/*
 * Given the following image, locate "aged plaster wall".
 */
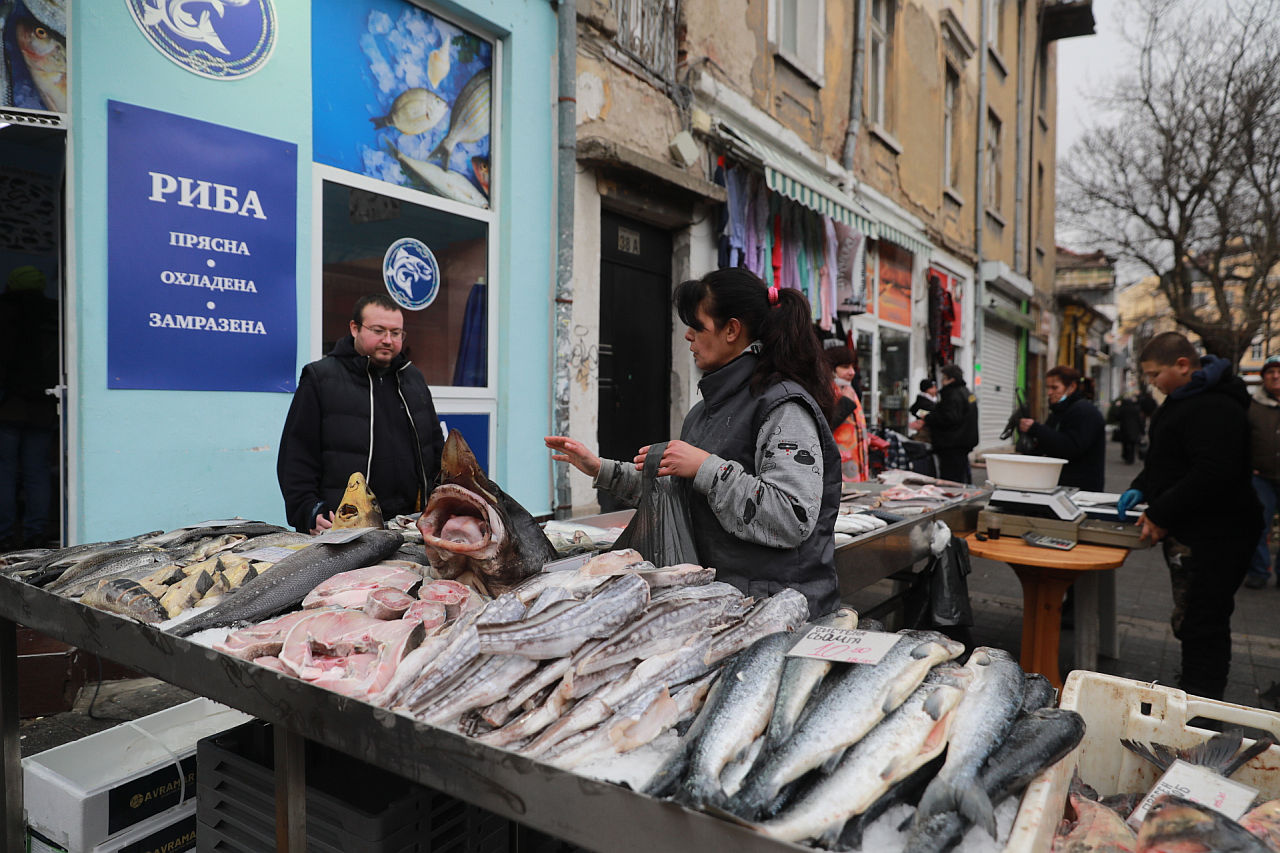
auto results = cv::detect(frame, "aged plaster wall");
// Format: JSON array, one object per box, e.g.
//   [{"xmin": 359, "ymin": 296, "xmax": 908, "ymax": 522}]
[
  {"xmin": 682, "ymin": 0, "xmax": 760, "ymax": 98},
  {"xmin": 898, "ymin": 2, "xmax": 943, "ymax": 217},
  {"xmin": 574, "ymin": 51, "xmax": 684, "ymax": 162},
  {"xmin": 567, "ymin": 169, "xmax": 603, "ymax": 513}
]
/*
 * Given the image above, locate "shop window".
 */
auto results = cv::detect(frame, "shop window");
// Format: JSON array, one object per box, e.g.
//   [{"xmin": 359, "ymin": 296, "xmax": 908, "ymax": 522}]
[
  {"xmin": 321, "ymin": 181, "xmax": 489, "ymax": 387},
  {"xmin": 878, "ymin": 327, "xmax": 911, "ymax": 432},
  {"xmin": 868, "ymin": 0, "xmax": 893, "ymax": 127},
  {"xmin": 775, "ymin": 0, "xmax": 826, "ymax": 84}
]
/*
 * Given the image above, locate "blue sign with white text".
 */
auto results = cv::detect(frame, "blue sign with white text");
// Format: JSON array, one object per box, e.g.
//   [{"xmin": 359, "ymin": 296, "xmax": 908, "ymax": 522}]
[{"xmin": 107, "ymin": 101, "xmax": 297, "ymax": 392}]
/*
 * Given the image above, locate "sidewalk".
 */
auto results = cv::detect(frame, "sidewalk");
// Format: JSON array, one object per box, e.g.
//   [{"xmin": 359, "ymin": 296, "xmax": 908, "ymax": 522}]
[{"xmin": 966, "ymin": 438, "xmax": 1280, "ymax": 710}]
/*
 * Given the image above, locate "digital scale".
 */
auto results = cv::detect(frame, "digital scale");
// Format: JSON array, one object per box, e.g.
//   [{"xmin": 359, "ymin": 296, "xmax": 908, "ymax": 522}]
[{"xmin": 980, "ymin": 487, "xmax": 1150, "ymax": 549}]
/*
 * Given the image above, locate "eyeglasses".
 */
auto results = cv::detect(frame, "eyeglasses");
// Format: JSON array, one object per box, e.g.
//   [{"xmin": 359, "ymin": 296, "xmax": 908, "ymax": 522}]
[{"xmin": 360, "ymin": 325, "xmax": 405, "ymax": 341}]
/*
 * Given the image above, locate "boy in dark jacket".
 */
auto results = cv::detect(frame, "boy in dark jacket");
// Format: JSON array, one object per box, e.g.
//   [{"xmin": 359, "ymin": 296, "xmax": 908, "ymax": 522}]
[
  {"xmin": 1117, "ymin": 332, "xmax": 1261, "ymax": 700},
  {"xmin": 1018, "ymin": 364, "xmax": 1106, "ymax": 490}
]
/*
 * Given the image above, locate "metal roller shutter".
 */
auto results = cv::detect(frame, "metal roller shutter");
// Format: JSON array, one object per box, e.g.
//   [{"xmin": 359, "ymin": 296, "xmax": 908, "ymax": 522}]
[{"xmin": 980, "ymin": 321, "xmax": 1019, "ymax": 446}]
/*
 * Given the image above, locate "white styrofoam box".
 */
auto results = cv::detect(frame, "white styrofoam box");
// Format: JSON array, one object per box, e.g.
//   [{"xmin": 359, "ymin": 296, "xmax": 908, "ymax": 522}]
[
  {"xmin": 23, "ymin": 698, "xmax": 250, "ymax": 852},
  {"xmin": 1007, "ymin": 670, "xmax": 1280, "ymax": 851},
  {"xmin": 90, "ymin": 800, "xmax": 196, "ymax": 853}
]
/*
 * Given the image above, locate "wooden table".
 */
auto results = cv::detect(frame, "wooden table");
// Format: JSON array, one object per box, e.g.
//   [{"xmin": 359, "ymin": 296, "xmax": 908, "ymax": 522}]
[{"xmin": 965, "ymin": 533, "xmax": 1130, "ymax": 688}]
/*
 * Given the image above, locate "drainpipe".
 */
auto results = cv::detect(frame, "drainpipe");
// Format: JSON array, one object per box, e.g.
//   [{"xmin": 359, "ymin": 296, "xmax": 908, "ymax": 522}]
[
  {"xmin": 974, "ymin": 0, "xmax": 989, "ymax": 384},
  {"xmin": 552, "ymin": 0, "xmax": 576, "ymax": 519},
  {"xmin": 1013, "ymin": 0, "xmax": 1027, "ymax": 273},
  {"xmin": 842, "ymin": 0, "xmax": 868, "ymax": 170}
]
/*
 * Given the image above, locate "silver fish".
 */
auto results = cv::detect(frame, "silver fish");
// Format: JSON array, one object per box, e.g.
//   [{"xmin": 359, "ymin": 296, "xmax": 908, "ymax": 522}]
[
  {"xmin": 476, "ymin": 677, "xmax": 576, "ymax": 748},
  {"xmin": 368, "ymin": 634, "xmax": 450, "ymax": 709},
  {"xmin": 476, "ymin": 593, "xmax": 527, "ymax": 625},
  {"xmin": 757, "ymin": 682, "xmax": 964, "ymax": 845},
  {"xmin": 418, "ymin": 653, "xmax": 539, "ymax": 725},
  {"xmin": 526, "ymin": 585, "xmax": 575, "ymax": 617},
  {"xmin": 728, "ymin": 630, "xmax": 965, "ymax": 820},
  {"xmin": 371, "ymin": 88, "xmax": 448, "ymax": 136},
  {"xmin": 169, "ymin": 530, "xmax": 404, "ymax": 637},
  {"xmin": 575, "ymin": 596, "xmax": 730, "ymax": 675},
  {"xmin": 638, "ymin": 564, "xmax": 716, "ymax": 588},
  {"xmin": 763, "ymin": 608, "xmax": 859, "ymax": 752},
  {"xmin": 707, "ymin": 588, "xmax": 810, "ymax": 664},
  {"xmin": 230, "ymin": 531, "xmax": 313, "ymax": 553},
  {"xmin": 913, "ymin": 646, "xmax": 1024, "ymax": 837},
  {"xmin": 677, "ymin": 631, "xmax": 795, "ymax": 809},
  {"xmin": 476, "ymin": 573, "xmax": 650, "ymax": 659},
  {"xmin": 50, "ymin": 549, "xmax": 172, "ymax": 598},
  {"xmin": 430, "ymin": 69, "xmax": 491, "ymax": 163},
  {"xmin": 391, "ymin": 142, "xmax": 489, "ymax": 208},
  {"xmin": 394, "ymin": 620, "xmax": 482, "ymax": 712},
  {"xmin": 545, "ymin": 685, "xmax": 679, "ymax": 771}
]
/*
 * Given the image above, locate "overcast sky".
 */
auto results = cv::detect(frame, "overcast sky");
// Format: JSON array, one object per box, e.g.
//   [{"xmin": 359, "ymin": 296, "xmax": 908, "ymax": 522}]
[{"xmin": 1055, "ymin": 0, "xmax": 1128, "ymax": 157}]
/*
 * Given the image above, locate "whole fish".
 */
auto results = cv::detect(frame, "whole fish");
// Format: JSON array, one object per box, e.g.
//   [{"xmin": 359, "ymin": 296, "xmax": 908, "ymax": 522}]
[
  {"xmin": 418, "ymin": 653, "xmax": 539, "ymax": 725},
  {"xmin": 371, "ymin": 88, "xmax": 448, "ymax": 135},
  {"xmin": 230, "ymin": 531, "xmax": 312, "ymax": 553},
  {"xmin": 1021, "ymin": 672, "xmax": 1057, "ymax": 716},
  {"xmin": 1135, "ymin": 795, "xmax": 1267, "ymax": 852},
  {"xmin": 763, "ymin": 607, "xmax": 859, "ymax": 752},
  {"xmin": 80, "ymin": 578, "xmax": 167, "ymax": 623},
  {"xmin": 754, "ymin": 682, "xmax": 965, "ymax": 845},
  {"xmin": 143, "ymin": 521, "xmax": 287, "ymax": 550},
  {"xmin": 677, "ymin": 632, "xmax": 795, "ymax": 809},
  {"xmin": 728, "ymin": 630, "xmax": 965, "ymax": 820},
  {"xmin": 476, "ymin": 573, "xmax": 650, "ymax": 659},
  {"xmin": 545, "ymin": 685, "xmax": 679, "ymax": 771},
  {"xmin": 526, "ymin": 585, "xmax": 575, "ymax": 617},
  {"xmin": 476, "ymin": 677, "xmax": 576, "ymax": 748},
  {"xmin": 708, "ymin": 588, "xmax": 811, "ymax": 664},
  {"xmin": 1054, "ymin": 780, "xmax": 1140, "ymax": 852},
  {"xmin": 418, "ymin": 431, "xmax": 557, "ymax": 595},
  {"xmin": 1239, "ymin": 799, "xmax": 1280, "ymax": 850},
  {"xmin": 331, "ymin": 472, "xmax": 384, "ymax": 530},
  {"xmin": 575, "ymin": 595, "xmax": 730, "ymax": 675},
  {"xmin": 838, "ymin": 755, "xmax": 944, "ymax": 851},
  {"xmin": 15, "ymin": 16, "xmax": 66, "ymax": 112},
  {"xmin": 429, "ymin": 68, "xmax": 491, "ymax": 164},
  {"xmin": 394, "ymin": 621, "xmax": 482, "ymax": 712},
  {"xmin": 390, "ymin": 142, "xmax": 489, "ymax": 207},
  {"xmin": 901, "ymin": 707, "xmax": 1086, "ymax": 853},
  {"xmin": 914, "ymin": 646, "xmax": 1025, "ymax": 837},
  {"xmin": 169, "ymin": 530, "xmax": 403, "ymax": 636},
  {"xmin": 50, "ymin": 549, "xmax": 172, "ymax": 598}
]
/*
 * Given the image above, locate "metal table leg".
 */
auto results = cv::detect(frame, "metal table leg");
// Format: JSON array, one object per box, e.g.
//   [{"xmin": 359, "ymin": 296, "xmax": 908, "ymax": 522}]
[
  {"xmin": 274, "ymin": 724, "xmax": 306, "ymax": 853},
  {"xmin": 0, "ymin": 618, "xmax": 21, "ymax": 852}
]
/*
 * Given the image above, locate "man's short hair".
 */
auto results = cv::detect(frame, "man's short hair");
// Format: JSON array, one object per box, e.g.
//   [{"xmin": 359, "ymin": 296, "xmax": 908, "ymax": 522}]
[
  {"xmin": 919, "ymin": 378, "xmax": 937, "ymax": 393},
  {"xmin": 941, "ymin": 363, "xmax": 964, "ymax": 383},
  {"xmin": 1139, "ymin": 331, "xmax": 1198, "ymax": 367},
  {"xmin": 352, "ymin": 293, "xmax": 402, "ymax": 325},
  {"xmin": 1046, "ymin": 365, "xmax": 1082, "ymax": 387}
]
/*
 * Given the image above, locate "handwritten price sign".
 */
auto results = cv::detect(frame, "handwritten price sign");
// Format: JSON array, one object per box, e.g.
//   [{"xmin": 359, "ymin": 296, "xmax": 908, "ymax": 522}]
[
  {"xmin": 1127, "ymin": 759, "xmax": 1258, "ymax": 828},
  {"xmin": 787, "ymin": 627, "xmax": 901, "ymax": 665}
]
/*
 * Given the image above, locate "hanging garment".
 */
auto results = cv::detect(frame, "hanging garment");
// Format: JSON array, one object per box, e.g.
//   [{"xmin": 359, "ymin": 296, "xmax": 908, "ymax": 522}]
[
  {"xmin": 713, "ymin": 157, "xmax": 730, "ymax": 268},
  {"xmin": 822, "ymin": 217, "xmax": 840, "ymax": 327},
  {"xmin": 753, "ymin": 176, "xmax": 772, "ymax": 278},
  {"xmin": 771, "ymin": 207, "xmax": 784, "ymax": 287},
  {"xmin": 743, "ymin": 172, "xmax": 759, "ymax": 274},
  {"xmin": 834, "ymin": 223, "xmax": 866, "ymax": 313},
  {"xmin": 726, "ymin": 167, "xmax": 750, "ymax": 268},
  {"xmin": 452, "ymin": 281, "xmax": 488, "ymax": 387}
]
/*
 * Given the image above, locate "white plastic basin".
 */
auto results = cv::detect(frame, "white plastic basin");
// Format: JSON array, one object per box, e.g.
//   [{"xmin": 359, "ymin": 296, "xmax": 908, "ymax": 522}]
[{"xmin": 984, "ymin": 453, "xmax": 1068, "ymax": 490}]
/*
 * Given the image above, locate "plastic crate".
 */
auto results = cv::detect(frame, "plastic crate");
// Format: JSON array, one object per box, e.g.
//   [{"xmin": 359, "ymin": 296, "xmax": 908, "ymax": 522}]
[
  {"xmin": 23, "ymin": 698, "xmax": 250, "ymax": 851},
  {"xmin": 1007, "ymin": 670, "xmax": 1280, "ymax": 851},
  {"xmin": 195, "ymin": 721, "xmax": 511, "ymax": 853}
]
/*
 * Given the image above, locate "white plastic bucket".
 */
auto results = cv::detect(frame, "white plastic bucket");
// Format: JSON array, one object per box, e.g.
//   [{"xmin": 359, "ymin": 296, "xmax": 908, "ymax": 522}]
[{"xmin": 984, "ymin": 454, "xmax": 1068, "ymax": 490}]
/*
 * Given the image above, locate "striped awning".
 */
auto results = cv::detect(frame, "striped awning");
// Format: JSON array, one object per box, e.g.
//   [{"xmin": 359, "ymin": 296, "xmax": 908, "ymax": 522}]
[{"xmin": 764, "ymin": 166, "xmax": 876, "ymax": 235}]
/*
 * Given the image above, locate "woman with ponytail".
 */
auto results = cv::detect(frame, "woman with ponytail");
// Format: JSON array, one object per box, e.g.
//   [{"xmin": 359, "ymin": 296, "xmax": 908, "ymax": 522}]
[{"xmin": 546, "ymin": 268, "xmax": 842, "ymax": 617}]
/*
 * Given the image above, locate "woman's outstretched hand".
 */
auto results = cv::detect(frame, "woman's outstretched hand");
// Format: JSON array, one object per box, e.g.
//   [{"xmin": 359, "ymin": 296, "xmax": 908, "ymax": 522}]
[
  {"xmin": 545, "ymin": 436, "xmax": 602, "ymax": 478},
  {"xmin": 633, "ymin": 440, "xmax": 710, "ymax": 479}
]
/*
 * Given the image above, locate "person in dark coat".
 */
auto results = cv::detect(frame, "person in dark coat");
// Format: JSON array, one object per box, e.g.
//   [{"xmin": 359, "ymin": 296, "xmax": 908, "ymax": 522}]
[
  {"xmin": 1116, "ymin": 332, "xmax": 1261, "ymax": 700},
  {"xmin": 547, "ymin": 268, "xmax": 841, "ymax": 617},
  {"xmin": 1016, "ymin": 365, "xmax": 1106, "ymax": 491},
  {"xmin": 912, "ymin": 364, "xmax": 978, "ymax": 484},
  {"xmin": 277, "ymin": 294, "xmax": 445, "ymax": 534},
  {"xmin": 1108, "ymin": 395, "xmax": 1144, "ymax": 464}
]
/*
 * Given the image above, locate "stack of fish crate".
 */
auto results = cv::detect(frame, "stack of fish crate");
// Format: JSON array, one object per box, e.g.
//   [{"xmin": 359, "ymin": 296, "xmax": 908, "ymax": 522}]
[
  {"xmin": 23, "ymin": 698, "xmax": 251, "ymax": 853},
  {"xmin": 196, "ymin": 720, "xmax": 512, "ymax": 852}
]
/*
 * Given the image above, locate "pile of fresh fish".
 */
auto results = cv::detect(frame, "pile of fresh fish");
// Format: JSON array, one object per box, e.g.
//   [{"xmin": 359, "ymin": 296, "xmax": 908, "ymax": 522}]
[
  {"xmin": 638, "ymin": 633, "xmax": 1083, "ymax": 851},
  {"xmin": 1053, "ymin": 728, "xmax": 1280, "ymax": 852},
  {"xmin": 0, "ymin": 520, "xmax": 317, "ymax": 623}
]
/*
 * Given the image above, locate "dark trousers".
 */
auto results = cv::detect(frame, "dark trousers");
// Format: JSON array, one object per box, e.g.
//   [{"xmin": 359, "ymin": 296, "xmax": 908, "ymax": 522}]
[
  {"xmin": 1165, "ymin": 533, "xmax": 1256, "ymax": 700},
  {"xmin": 935, "ymin": 449, "xmax": 971, "ymax": 484},
  {"xmin": 1121, "ymin": 441, "xmax": 1137, "ymax": 464}
]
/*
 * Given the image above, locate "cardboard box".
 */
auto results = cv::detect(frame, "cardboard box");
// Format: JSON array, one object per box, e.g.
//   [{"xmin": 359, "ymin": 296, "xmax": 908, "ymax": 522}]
[{"xmin": 23, "ymin": 699, "xmax": 249, "ymax": 852}]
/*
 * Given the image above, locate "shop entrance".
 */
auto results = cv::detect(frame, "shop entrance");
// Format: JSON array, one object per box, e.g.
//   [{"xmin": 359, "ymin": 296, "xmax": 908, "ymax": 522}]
[
  {"xmin": 597, "ymin": 211, "xmax": 671, "ymax": 511},
  {"xmin": 0, "ymin": 123, "xmax": 66, "ymax": 550}
]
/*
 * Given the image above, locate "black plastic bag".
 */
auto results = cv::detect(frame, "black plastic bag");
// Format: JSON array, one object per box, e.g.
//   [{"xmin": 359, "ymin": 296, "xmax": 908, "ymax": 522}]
[
  {"xmin": 612, "ymin": 442, "xmax": 700, "ymax": 566},
  {"xmin": 904, "ymin": 533, "xmax": 975, "ymax": 630}
]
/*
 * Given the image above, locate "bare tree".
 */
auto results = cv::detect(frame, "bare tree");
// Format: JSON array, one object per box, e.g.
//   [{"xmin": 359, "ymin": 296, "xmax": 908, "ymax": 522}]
[{"xmin": 1060, "ymin": 0, "xmax": 1280, "ymax": 364}]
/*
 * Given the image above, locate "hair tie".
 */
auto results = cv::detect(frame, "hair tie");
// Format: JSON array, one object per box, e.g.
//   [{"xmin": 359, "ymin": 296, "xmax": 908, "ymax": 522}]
[{"xmin": 767, "ymin": 285, "xmax": 780, "ymax": 307}]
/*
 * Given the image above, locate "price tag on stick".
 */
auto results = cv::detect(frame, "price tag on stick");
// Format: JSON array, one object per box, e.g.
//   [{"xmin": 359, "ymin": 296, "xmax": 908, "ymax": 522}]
[{"xmin": 786, "ymin": 627, "xmax": 901, "ymax": 665}]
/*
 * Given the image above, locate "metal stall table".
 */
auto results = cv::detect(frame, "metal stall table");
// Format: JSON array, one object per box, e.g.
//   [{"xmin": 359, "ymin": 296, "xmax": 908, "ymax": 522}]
[{"xmin": 0, "ymin": 577, "xmax": 810, "ymax": 853}]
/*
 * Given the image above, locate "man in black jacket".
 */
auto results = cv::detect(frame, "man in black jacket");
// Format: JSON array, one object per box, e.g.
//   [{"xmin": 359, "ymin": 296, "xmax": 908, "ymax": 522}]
[
  {"xmin": 914, "ymin": 364, "xmax": 978, "ymax": 484},
  {"xmin": 1117, "ymin": 332, "xmax": 1261, "ymax": 700},
  {"xmin": 277, "ymin": 294, "xmax": 445, "ymax": 533},
  {"xmin": 1017, "ymin": 365, "xmax": 1106, "ymax": 490}
]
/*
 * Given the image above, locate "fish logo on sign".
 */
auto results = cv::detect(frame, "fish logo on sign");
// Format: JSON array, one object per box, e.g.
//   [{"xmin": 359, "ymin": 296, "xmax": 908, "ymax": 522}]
[
  {"xmin": 382, "ymin": 238, "xmax": 440, "ymax": 311},
  {"xmin": 126, "ymin": 0, "xmax": 277, "ymax": 80}
]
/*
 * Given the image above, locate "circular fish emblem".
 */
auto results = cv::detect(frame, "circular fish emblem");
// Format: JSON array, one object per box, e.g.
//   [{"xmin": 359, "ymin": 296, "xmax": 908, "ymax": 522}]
[
  {"xmin": 382, "ymin": 238, "xmax": 440, "ymax": 311},
  {"xmin": 126, "ymin": 0, "xmax": 277, "ymax": 80}
]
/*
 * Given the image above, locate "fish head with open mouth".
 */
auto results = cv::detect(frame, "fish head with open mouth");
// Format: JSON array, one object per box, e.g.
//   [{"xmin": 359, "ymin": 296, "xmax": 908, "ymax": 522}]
[
  {"xmin": 332, "ymin": 472, "xmax": 385, "ymax": 529},
  {"xmin": 417, "ymin": 430, "xmax": 557, "ymax": 596}
]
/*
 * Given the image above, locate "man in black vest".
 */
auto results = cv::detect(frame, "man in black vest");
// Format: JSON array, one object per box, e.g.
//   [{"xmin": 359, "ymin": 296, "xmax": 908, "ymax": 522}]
[{"xmin": 277, "ymin": 294, "xmax": 444, "ymax": 533}]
